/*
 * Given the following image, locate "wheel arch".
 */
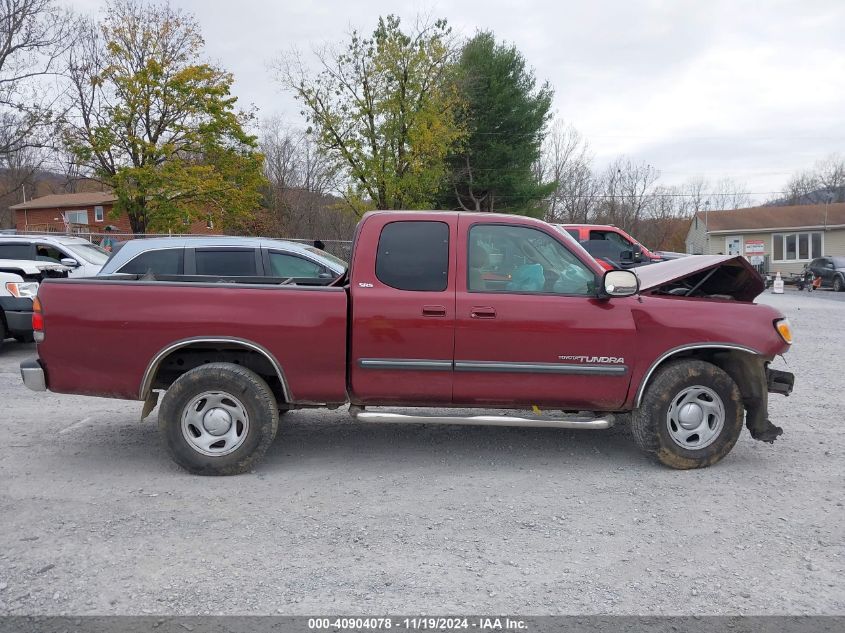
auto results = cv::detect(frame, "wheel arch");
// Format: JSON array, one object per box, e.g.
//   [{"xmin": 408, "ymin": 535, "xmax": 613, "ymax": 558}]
[
  {"xmin": 139, "ymin": 337, "xmax": 292, "ymax": 403},
  {"xmin": 634, "ymin": 343, "xmax": 764, "ymax": 408}
]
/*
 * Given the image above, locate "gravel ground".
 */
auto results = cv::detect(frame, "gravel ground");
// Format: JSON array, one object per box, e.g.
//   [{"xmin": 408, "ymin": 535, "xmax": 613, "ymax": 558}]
[{"xmin": 0, "ymin": 287, "xmax": 842, "ymax": 616}]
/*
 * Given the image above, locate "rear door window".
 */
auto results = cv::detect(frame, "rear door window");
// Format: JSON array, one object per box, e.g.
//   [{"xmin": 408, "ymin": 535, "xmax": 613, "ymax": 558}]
[
  {"xmin": 0, "ymin": 242, "xmax": 36, "ymax": 260},
  {"xmin": 195, "ymin": 249, "xmax": 258, "ymax": 276},
  {"xmin": 118, "ymin": 249, "xmax": 184, "ymax": 275},
  {"xmin": 375, "ymin": 221, "xmax": 449, "ymax": 291}
]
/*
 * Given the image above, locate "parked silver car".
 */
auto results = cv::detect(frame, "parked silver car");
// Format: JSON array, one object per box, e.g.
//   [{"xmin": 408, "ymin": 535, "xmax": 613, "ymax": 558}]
[{"xmin": 97, "ymin": 236, "xmax": 348, "ymax": 279}]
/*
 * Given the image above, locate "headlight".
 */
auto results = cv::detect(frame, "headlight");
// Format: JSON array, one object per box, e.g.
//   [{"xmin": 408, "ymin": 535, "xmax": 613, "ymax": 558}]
[
  {"xmin": 775, "ymin": 318, "xmax": 793, "ymax": 345},
  {"xmin": 5, "ymin": 282, "xmax": 39, "ymax": 299}
]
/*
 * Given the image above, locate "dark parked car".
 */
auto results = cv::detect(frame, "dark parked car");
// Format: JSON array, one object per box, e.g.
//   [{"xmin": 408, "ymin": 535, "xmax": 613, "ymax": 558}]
[{"xmin": 808, "ymin": 256, "xmax": 845, "ymax": 291}]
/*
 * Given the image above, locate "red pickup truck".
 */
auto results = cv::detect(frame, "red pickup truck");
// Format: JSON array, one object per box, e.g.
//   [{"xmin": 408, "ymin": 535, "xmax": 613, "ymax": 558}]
[{"xmin": 20, "ymin": 211, "xmax": 794, "ymax": 475}]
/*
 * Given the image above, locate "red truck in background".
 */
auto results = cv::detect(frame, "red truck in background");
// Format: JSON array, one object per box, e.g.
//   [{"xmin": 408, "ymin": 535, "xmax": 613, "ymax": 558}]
[
  {"xmin": 21, "ymin": 211, "xmax": 794, "ymax": 475},
  {"xmin": 559, "ymin": 224, "xmax": 665, "ymax": 267}
]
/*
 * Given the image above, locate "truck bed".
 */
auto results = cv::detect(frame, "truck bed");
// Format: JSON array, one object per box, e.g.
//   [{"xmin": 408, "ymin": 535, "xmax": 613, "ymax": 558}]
[{"xmin": 36, "ymin": 278, "xmax": 349, "ymax": 403}]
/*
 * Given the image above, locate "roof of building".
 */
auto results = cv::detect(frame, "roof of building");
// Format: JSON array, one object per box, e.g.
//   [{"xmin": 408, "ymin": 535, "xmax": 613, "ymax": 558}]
[
  {"xmin": 9, "ymin": 192, "xmax": 116, "ymax": 211},
  {"xmin": 695, "ymin": 202, "xmax": 845, "ymax": 233}
]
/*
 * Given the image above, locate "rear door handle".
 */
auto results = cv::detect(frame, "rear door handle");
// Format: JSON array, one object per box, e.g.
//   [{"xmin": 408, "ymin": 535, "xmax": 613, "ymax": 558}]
[
  {"xmin": 422, "ymin": 305, "xmax": 447, "ymax": 317},
  {"xmin": 471, "ymin": 306, "xmax": 497, "ymax": 319}
]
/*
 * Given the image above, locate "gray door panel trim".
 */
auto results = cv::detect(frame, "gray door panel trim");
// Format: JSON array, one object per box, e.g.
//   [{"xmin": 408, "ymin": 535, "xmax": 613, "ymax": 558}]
[
  {"xmin": 455, "ymin": 361, "xmax": 627, "ymax": 375},
  {"xmin": 358, "ymin": 358, "xmax": 627, "ymax": 376},
  {"xmin": 358, "ymin": 359, "xmax": 453, "ymax": 371}
]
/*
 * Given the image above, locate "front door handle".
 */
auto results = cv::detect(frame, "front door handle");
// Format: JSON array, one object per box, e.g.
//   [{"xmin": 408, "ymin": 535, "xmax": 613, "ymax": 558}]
[
  {"xmin": 471, "ymin": 306, "xmax": 497, "ymax": 319},
  {"xmin": 422, "ymin": 305, "xmax": 447, "ymax": 317}
]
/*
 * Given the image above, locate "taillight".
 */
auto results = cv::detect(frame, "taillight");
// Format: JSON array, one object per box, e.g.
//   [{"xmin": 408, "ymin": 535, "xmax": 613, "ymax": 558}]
[{"xmin": 32, "ymin": 296, "xmax": 44, "ymax": 342}]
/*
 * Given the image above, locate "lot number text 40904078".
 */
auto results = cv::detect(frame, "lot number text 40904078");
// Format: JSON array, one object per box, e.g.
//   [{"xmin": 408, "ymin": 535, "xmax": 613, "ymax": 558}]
[{"xmin": 307, "ymin": 617, "xmax": 528, "ymax": 631}]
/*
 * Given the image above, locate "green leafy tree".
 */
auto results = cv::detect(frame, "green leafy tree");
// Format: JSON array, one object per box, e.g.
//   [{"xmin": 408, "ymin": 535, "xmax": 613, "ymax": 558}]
[
  {"xmin": 440, "ymin": 31, "xmax": 554, "ymax": 215},
  {"xmin": 277, "ymin": 15, "xmax": 465, "ymax": 212},
  {"xmin": 63, "ymin": 0, "xmax": 264, "ymax": 233}
]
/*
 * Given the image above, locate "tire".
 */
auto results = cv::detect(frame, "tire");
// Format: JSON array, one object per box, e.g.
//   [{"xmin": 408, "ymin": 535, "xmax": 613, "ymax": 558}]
[
  {"xmin": 834, "ymin": 276, "xmax": 843, "ymax": 292},
  {"xmin": 158, "ymin": 362, "xmax": 279, "ymax": 475},
  {"xmin": 14, "ymin": 333, "xmax": 35, "ymax": 343},
  {"xmin": 631, "ymin": 359, "xmax": 743, "ymax": 469},
  {"xmin": 0, "ymin": 316, "xmax": 5, "ymax": 349}
]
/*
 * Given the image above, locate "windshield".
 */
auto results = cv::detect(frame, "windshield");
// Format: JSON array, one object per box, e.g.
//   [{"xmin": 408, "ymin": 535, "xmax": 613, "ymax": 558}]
[
  {"xmin": 64, "ymin": 242, "xmax": 110, "ymax": 265},
  {"xmin": 305, "ymin": 246, "xmax": 348, "ymax": 271}
]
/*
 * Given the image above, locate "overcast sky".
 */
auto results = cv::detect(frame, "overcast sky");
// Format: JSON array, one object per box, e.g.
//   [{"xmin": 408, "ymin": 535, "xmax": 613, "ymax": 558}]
[{"xmin": 69, "ymin": 0, "xmax": 845, "ymax": 200}]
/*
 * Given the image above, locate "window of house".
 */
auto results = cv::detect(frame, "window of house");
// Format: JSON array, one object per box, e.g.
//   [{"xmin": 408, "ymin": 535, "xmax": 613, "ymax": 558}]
[
  {"xmin": 94, "ymin": 206, "xmax": 104, "ymax": 222},
  {"xmin": 375, "ymin": 221, "xmax": 449, "ymax": 292},
  {"xmin": 65, "ymin": 210, "xmax": 88, "ymax": 225},
  {"xmin": 468, "ymin": 224, "xmax": 594, "ymax": 295},
  {"xmin": 772, "ymin": 232, "xmax": 823, "ymax": 262}
]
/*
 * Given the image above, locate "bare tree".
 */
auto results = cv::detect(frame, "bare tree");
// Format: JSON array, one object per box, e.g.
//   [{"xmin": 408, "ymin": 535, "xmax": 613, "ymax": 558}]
[
  {"xmin": 594, "ymin": 157, "xmax": 660, "ymax": 233},
  {"xmin": 0, "ymin": 0, "xmax": 76, "ymax": 163},
  {"xmin": 259, "ymin": 118, "xmax": 355, "ymax": 240},
  {"xmin": 814, "ymin": 153, "xmax": 845, "ymax": 202},
  {"xmin": 536, "ymin": 120, "xmax": 596, "ymax": 223}
]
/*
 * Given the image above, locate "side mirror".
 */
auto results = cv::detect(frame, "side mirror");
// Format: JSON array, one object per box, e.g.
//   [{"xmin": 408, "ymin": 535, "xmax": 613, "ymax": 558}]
[
  {"xmin": 619, "ymin": 249, "xmax": 634, "ymax": 264},
  {"xmin": 602, "ymin": 269, "xmax": 639, "ymax": 298},
  {"xmin": 632, "ymin": 245, "xmax": 643, "ymax": 262},
  {"xmin": 60, "ymin": 258, "xmax": 79, "ymax": 268},
  {"xmin": 319, "ymin": 271, "xmax": 333, "ymax": 279}
]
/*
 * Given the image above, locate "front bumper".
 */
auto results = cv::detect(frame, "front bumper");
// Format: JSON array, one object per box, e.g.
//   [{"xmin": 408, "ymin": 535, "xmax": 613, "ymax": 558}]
[
  {"xmin": 4, "ymin": 309, "xmax": 33, "ymax": 335},
  {"xmin": 767, "ymin": 368, "xmax": 794, "ymax": 396},
  {"xmin": 20, "ymin": 357, "xmax": 46, "ymax": 392}
]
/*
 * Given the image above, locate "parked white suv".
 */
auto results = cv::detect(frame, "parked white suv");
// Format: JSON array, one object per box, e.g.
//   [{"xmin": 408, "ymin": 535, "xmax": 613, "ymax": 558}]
[{"xmin": 0, "ymin": 235, "xmax": 109, "ymax": 277}]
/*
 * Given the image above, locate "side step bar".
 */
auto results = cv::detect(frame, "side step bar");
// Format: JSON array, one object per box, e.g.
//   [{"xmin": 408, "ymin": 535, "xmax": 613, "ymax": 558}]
[{"xmin": 349, "ymin": 407, "xmax": 615, "ymax": 430}]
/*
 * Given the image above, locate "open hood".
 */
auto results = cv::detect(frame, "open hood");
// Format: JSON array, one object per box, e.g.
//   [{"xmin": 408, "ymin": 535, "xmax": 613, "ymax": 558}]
[{"xmin": 635, "ymin": 255, "xmax": 765, "ymax": 302}]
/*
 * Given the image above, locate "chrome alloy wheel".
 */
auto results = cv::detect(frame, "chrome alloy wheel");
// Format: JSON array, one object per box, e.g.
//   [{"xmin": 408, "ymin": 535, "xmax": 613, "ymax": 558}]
[
  {"xmin": 666, "ymin": 385, "xmax": 725, "ymax": 450},
  {"xmin": 181, "ymin": 391, "xmax": 250, "ymax": 456}
]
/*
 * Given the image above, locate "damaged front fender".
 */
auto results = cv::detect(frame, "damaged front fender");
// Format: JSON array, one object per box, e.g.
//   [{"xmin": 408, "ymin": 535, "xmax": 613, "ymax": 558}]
[{"xmin": 711, "ymin": 351, "xmax": 794, "ymax": 443}]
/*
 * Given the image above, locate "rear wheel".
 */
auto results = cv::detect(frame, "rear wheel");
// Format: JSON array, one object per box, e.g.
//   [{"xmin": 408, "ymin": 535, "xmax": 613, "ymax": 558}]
[
  {"xmin": 14, "ymin": 333, "xmax": 34, "ymax": 343},
  {"xmin": 158, "ymin": 363, "xmax": 279, "ymax": 475},
  {"xmin": 631, "ymin": 359, "xmax": 743, "ymax": 469}
]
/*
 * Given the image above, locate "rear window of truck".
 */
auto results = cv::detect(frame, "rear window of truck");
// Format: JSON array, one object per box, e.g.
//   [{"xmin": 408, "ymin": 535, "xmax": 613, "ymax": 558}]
[{"xmin": 375, "ymin": 221, "xmax": 449, "ymax": 292}]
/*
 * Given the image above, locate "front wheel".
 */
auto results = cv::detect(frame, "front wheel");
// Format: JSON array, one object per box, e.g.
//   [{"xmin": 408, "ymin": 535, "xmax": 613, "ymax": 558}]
[
  {"xmin": 631, "ymin": 359, "xmax": 743, "ymax": 469},
  {"xmin": 834, "ymin": 276, "xmax": 843, "ymax": 292},
  {"xmin": 158, "ymin": 363, "xmax": 279, "ymax": 475}
]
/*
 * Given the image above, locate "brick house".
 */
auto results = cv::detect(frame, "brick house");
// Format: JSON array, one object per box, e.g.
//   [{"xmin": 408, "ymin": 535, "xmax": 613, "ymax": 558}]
[
  {"xmin": 685, "ymin": 203, "xmax": 845, "ymax": 275},
  {"xmin": 10, "ymin": 192, "xmax": 218, "ymax": 237}
]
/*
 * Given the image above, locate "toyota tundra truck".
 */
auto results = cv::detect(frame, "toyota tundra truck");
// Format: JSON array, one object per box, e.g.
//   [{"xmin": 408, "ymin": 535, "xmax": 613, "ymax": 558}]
[{"xmin": 19, "ymin": 211, "xmax": 794, "ymax": 475}]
